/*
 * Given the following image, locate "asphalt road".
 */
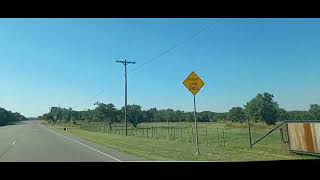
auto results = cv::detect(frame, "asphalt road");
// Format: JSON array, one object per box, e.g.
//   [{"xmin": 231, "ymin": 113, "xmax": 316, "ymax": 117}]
[{"xmin": 0, "ymin": 120, "xmax": 140, "ymax": 162}]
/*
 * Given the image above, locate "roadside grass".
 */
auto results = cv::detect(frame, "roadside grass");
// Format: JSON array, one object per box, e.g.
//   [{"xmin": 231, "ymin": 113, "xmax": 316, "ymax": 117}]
[{"xmin": 44, "ymin": 121, "xmax": 318, "ymax": 161}]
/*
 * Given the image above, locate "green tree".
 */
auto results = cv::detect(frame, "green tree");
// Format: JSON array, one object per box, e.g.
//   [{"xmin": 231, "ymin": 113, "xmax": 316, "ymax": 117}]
[
  {"xmin": 126, "ymin": 104, "xmax": 142, "ymax": 127},
  {"xmin": 309, "ymin": 104, "xmax": 320, "ymax": 120},
  {"xmin": 277, "ymin": 108, "xmax": 289, "ymax": 121},
  {"xmin": 228, "ymin": 107, "xmax": 246, "ymax": 123},
  {"xmin": 245, "ymin": 92, "xmax": 279, "ymax": 125},
  {"xmin": 0, "ymin": 107, "xmax": 27, "ymax": 126},
  {"xmin": 94, "ymin": 102, "xmax": 116, "ymax": 128}
]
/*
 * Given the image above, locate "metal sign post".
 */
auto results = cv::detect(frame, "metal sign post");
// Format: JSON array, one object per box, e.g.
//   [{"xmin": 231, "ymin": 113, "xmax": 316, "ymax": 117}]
[
  {"xmin": 193, "ymin": 95, "xmax": 200, "ymax": 155},
  {"xmin": 183, "ymin": 71, "xmax": 205, "ymax": 155}
]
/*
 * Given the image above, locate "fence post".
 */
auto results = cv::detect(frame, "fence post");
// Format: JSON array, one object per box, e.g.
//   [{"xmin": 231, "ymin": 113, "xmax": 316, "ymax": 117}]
[
  {"xmin": 280, "ymin": 128, "xmax": 284, "ymax": 143},
  {"xmin": 206, "ymin": 128, "xmax": 208, "ymax": 146},
  {"xmin": 217, "ymin": 128, "xmax": 220, "ymax": 145},
  {"xmin": 188, "ymin": 129, "xmax": 190, "ymax": 143},
  {"xmin": 285, "ymin": 126, "xmax": 289, "ymax": 143},
  {"xmin": 192, "ymin": 128, "xmax": 194, "ymax": 143},
  {"xmin": 181, "ymin": 128, "xmax": 183, "ymax": 141},
  {"xmin": 147, "ymin": 126, "xmax": 149, "ymax": 138},
  {"xmin": 223, "ymin": 129, "xmax": 225, "ymax": 147}
]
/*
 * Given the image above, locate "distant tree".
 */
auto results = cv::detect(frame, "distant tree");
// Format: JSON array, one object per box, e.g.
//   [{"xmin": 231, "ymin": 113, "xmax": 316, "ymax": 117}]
[
  {"xmin": 277, "ymin": 108, "xmax": 289, "ymax": 121},
  {"xmin": 244, "ymin": 93, "xmax": 279, "ymax": 125},
  {"xmin": 0, "ymin": 107, "xmax": 27, "ymax": 126},
  {"xmin": 94, "ymin": 102, "xmax": 116, "ymax": 129},
  {"xmin": 147, "ymin": 108, "xmax": 158, "ymax": 122},
  {"xmin": 309, "ymin": 104, "xmax": 320, "ymax": 120},
  {"xmin": 126, "ymin": 104, "xmax": 142, "ymax": 127},
  {"xmin": 228, "ymin": 107, "xmax": 246, "ymax": 123},
  {"xmin": 40, "ymin": 92, "xmax": 320, "ymax": 126},
  {"xmin": 68, "ymin": 108, "xmax": 72, "ymax": 122}
]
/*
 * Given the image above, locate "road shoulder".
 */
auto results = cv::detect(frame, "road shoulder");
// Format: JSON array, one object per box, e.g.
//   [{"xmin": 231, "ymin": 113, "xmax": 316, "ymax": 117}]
[{"xmin": 42, "ymin": 124, "xmax": 143, "ymax": 162}]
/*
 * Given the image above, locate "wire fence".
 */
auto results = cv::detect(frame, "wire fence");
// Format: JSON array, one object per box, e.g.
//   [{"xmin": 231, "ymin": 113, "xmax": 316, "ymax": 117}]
[{"xmin": 79, "ymin": 123, "xmax": 230, "ymax": 146}]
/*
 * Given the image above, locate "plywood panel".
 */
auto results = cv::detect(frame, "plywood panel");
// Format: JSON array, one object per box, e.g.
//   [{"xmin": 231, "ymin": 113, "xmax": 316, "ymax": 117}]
[
  {"xmin": 303, "ymin": 123, "xmax": 315, "ymax": 153},
  {"xmin": 287, "ymin": 122, "xmax": 320, "ymax": 154},
  {"xmin": 314, "ymin": 123, "xmax": 320, "ymax": 153}
]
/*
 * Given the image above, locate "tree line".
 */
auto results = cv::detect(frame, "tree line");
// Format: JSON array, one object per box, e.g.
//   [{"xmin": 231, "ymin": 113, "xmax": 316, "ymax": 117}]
[
  {"xmin": 40, "ymin": 92, "xmax": 320, "ymax": 127},
  {"xmin": 0, "ymin": 107, "xmax": 27, "ymax": 126}
]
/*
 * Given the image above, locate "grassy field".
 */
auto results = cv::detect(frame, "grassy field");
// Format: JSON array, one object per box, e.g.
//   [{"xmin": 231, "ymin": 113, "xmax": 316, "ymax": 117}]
[{"xmin": 44, "ymin": 121, "xmax": 318, "ymax": 161}]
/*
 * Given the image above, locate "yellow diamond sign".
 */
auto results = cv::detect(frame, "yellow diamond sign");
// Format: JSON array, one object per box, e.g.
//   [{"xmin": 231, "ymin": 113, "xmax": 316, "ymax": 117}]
[{"xmin": 183, "ymin": 71, "xmax": 205, "ymax": 95}]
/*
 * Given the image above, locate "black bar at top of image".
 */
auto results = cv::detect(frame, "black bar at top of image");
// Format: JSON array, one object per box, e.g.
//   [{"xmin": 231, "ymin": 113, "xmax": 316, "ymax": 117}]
[{"xmin": 1, "ymin": 1, "xmax": 320, "ymax": 18}]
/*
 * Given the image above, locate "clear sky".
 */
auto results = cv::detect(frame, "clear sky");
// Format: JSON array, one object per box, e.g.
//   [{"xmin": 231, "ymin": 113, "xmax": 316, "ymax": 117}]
[{"xmin": 1, "ymin": 18, "xmax": 320, "ymax": 117}]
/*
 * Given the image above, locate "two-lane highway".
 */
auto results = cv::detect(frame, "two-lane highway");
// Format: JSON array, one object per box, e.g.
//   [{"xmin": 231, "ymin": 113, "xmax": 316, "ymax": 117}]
[{"xmin": 0, "ymin": 120, "xmax": 140, "ymax": 162}]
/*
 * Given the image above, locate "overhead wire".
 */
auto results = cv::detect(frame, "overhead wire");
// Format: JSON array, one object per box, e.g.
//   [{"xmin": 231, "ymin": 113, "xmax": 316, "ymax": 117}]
[{"xmin": 70, "ymin": 18, "xmax": 225, "ymax": 111}]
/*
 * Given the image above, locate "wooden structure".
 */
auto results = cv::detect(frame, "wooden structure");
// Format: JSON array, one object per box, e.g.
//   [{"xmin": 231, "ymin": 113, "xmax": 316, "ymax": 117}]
[{"xmin": 287, "ymin": 121, "xmax": 320, "ymax": 155}]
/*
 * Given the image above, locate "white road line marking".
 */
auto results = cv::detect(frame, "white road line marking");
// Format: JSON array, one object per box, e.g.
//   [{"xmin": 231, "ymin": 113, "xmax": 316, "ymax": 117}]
[
  {"xmin": 45, "ymin": 127, "xmax": 122, "ymax": 162},
  {"xmin": 11, "ymin": 141, "xmax": 16, "ymax": 145}
]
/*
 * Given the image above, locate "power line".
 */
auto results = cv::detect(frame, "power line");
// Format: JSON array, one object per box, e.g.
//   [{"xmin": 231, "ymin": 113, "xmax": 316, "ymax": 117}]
[
  {"xmin": 129, "ymin": 18, "xmax": 224, "ymax": 73},
  {"xmin": 71, "ymin": 78, "xmax": 123, "ymax": 110},
  {"xmin": 71, "ymin": 89, "xmax": 105, "ymax": 109},
  {"xmin": 70, "ymin": 18, "xmax": 224, "ymax": 111}
]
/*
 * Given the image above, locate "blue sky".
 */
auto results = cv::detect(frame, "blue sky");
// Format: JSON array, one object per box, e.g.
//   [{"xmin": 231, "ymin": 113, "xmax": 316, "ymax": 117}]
[{"xmin": 1, "ymin": 18, "xmax": 320, "ymax": 117}]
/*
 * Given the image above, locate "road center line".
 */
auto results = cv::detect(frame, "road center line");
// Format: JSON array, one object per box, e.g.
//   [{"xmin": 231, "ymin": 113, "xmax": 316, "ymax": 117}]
[{"xmin": 45, "ymin": 127, "xmax": 122, "ymax": 162}]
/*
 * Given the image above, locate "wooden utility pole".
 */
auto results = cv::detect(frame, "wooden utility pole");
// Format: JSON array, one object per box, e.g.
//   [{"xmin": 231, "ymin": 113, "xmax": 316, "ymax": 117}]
[{"xmin": 116, "ymin": 59, "xmax": 135, "ymax": 136}]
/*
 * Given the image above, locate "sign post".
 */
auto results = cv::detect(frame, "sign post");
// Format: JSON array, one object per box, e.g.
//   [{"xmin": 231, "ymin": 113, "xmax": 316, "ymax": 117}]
[{"xmin": 183, "ymin": 71, "xmax": 205, "ymax": 155}]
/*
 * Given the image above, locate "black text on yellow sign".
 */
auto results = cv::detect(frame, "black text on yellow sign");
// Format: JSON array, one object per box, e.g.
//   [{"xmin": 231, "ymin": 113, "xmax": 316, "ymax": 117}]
[{"xmin": 183, "ymin": 71, "xmax": 205, "ymax": 95}]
